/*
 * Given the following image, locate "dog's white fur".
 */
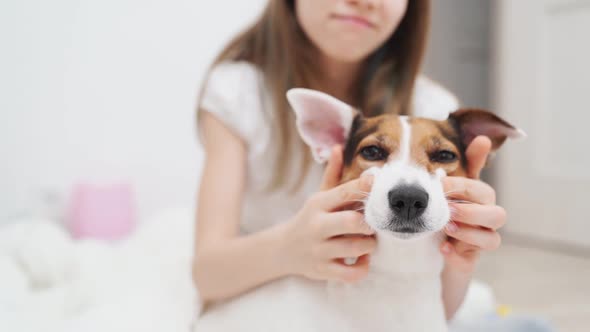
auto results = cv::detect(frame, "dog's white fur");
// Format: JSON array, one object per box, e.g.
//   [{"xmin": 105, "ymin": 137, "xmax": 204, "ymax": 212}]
[
  {"xmin": 364, "ymin": 117, "xmax": 450, "ymax": 239},
  {"xmin": 195, "ymin": 90, "xmax": 455, "ymax": 332}
]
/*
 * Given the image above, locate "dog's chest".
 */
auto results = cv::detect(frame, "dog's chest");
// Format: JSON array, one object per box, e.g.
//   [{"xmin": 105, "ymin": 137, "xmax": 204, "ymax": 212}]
[
  {"xmin": 321, "ymin": 277, "xmax": 446, "ymax": 332},
  {"xmin": 318, "ymin": 237, "xmax": 447, "ymax": 331}
]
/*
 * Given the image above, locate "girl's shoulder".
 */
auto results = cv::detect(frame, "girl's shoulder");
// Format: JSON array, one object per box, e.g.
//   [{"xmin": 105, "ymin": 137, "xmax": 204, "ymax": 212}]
[
  {"xmin": 204, "ymin": 61, "xmax": 262, "ymax": 89},
  {"xmin": 413, "ymin": 76, "xmax": 460, "ymax": 120},
  {"xmin": 199, "ymin": 61, "xmax": 266, "ymax": 145},
  {"xmin": 201, "ymin": 61, "xmax": 263, "ymax": 111},
  {"xmin": 199, "ymin": 63, "xmax": 459, "ymax": 139}
]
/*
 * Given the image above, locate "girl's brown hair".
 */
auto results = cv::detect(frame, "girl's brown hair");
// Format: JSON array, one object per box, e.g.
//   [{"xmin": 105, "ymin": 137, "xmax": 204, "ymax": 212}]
[{"xmin": 197, "ymin": 0, "xmax": 431, "ymax": 190}]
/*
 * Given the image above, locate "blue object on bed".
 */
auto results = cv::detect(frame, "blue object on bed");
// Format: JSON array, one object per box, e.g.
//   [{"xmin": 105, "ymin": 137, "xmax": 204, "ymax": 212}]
[{"xmin": 450, "ymin": 315, "xmax": 556, "ymax": 332}]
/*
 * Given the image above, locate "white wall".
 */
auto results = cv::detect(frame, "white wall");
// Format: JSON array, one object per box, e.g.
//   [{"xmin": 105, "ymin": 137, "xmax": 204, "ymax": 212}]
[
  {"xmin": 1, "ymin": 0, "xmax": 490, "ymax": 224},
  {"xmin": 423, "ymin": 0, "xmax": 490, "ymax": 109},
  {"xmin": 0, "ymin": 0, "xmax": 266, "ymax": 222}
]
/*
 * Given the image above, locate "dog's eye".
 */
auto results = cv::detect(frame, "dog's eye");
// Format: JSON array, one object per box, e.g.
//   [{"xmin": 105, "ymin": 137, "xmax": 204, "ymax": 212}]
[
  {"xmin": 360, "ymin": 145, "xmax": 387, "ymax": 161},
  {"xmin": 430, "ymin": 150, "xmax": 457, "ymax": 163}
]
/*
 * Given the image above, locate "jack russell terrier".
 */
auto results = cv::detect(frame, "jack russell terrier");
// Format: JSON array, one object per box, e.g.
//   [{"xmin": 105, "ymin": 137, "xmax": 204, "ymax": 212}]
[{"xmin": 195, "ymin": 88, "xmax": 525, "ymax": 332}]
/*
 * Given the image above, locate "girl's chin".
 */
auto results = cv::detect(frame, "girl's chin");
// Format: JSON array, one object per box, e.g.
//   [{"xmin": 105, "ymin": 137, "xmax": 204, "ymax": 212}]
[{"xmin": 321, "ymin": 49, "xmax": 373, "ymax": 64}]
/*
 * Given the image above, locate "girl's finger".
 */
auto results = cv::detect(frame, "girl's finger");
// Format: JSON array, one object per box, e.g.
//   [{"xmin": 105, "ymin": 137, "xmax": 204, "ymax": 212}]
[
  {"xmin": 313, "ymin": 173, "xmax": 374, "ymax": 212},
  {"xmin": 320, "ymin": 211, "xmax": 375, "ymax": 237},
  {"xmin": 444, "ymin": 222, "xmax": 502, "ymax": 250},
  {"xmin": 320, "ymin": 145, "xmax": 344, "ymax": 190},
  {"xmin": 320, "ymin": 235, "xmax": 377, "ymax": 258},
  {"xmin": 442, "ymin": 237, "xmax": 479, "ymax": 255},
  {"xmin": 449, "ymin": 204, "xmax": 507, "ymax": 230},
  {"xmin": 465, "ymin": 136, "xmax": 492, "ymax": 179},
  {"xmin": 326, "ymin": 255, "xmax": 370, "ymax": 283},
  {"xmin": 452, "ymin": 240, "xmax": 480, "ymax": 256},
  {"xmin": 440, "ymin": 240, "xmax": 480, "ymax": 273},
  {"xmin": 443, "ymin": 177, "xmax": 496, "ymax": 205}
]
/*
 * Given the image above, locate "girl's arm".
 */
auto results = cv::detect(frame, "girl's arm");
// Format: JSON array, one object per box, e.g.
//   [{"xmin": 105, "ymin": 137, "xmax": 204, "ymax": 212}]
[
  {"xmin": 441, "ymin": 257, "xmax": 476, "ymax": 320},
  {"xmin": 193, "ymin": 112, "xmax": 377, "ymax": 304},
  {"xmin": 193, "ymin": 112, "xmax": 289, "ymax": 302},
  {"xmin": 439, "ymin": 136, "xmax": 506, "ymax": 320}
]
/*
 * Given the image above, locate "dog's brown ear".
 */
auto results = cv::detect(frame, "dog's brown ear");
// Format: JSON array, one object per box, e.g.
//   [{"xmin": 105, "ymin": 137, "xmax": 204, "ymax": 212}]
[{"xmin": 448, "ymin": 109, "xmax": 526, "ymax": 151}]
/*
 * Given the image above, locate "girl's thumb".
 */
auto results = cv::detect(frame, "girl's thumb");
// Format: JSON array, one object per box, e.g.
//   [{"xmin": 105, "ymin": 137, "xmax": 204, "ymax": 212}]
[{"xmin": 320, "ymin": 145, "xmax": 343, "ymax": 190}]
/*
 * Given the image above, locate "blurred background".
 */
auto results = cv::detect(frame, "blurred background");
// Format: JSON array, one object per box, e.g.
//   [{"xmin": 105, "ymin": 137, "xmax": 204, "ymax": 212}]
[{"xmin": 1, "ymin": 0, "xmax": 589, "ymax": 331}]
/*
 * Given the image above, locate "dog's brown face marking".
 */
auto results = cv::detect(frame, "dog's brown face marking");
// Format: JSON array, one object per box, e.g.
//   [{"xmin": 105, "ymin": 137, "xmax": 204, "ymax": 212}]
[
  {"xmin": 341, "ymin": 115, "xmax": 468, "ymax": 183},
  {"xmin": 342, "ymin": 114, "xmax": 399, "ymax": 182},
  {"xmin": 409, "ymin": 118, "xmax": 467, "ymax": 177}
]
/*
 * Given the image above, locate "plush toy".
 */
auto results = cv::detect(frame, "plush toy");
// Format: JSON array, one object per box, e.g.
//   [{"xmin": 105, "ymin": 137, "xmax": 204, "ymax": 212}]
[{"xmin": 66, "ymin": 182, "xmax": 136, "ymax": 240}]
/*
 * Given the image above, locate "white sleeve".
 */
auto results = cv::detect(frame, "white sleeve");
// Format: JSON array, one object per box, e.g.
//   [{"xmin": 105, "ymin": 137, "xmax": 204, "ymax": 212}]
[
  {"xmin": 198, "ymin": 61, "xmax": 266, "ymax": 145},
  {"xmin": 412, "ymin": 76, "xmax": 460, "ymax": 121}
]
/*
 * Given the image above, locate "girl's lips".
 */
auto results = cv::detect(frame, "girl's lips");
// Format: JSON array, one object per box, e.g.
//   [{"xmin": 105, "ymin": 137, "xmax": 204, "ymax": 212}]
[{"xmin": 332, "ymin": 14, "xmax": 376, "ymax": 29}]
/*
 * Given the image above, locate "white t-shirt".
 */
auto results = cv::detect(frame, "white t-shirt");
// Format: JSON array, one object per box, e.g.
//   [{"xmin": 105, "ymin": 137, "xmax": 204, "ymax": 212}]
[{"xmin": 199, "ymin": 61, "xmax": 459, "ymax": 234}]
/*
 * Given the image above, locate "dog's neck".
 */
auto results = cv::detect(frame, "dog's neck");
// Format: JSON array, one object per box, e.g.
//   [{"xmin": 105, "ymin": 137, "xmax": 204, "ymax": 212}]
[{"xmin": 370, "ymin": 231, "xmax": 446, "ymax": 279}]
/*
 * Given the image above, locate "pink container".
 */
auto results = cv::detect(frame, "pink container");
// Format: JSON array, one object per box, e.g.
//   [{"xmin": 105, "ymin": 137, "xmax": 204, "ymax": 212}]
[{"xmin": 66, "ymin": 181, "xmax": 137, "ymax": 241}]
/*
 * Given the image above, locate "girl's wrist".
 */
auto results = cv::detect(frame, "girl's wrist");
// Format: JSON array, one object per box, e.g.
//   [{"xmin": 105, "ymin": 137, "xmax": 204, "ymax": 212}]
[
  {"xmin": 444, "ymin": 256, "xmax": 478, "ymax": 277},
  {"xmin": 270, "ymin": 220, "xmax": 297, "ymax": 278}
]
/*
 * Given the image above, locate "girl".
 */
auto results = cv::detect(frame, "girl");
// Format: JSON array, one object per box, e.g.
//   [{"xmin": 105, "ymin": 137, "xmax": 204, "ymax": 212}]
[{"xmin": 193, "ymin": 0, "xmax": 505, "ymax": 321}]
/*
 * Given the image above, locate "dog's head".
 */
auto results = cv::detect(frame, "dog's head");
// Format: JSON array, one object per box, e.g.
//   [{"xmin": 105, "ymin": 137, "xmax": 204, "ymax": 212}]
[{"xmin": 287, "ymin": 88, "xmax": 525, "ymax": 240}]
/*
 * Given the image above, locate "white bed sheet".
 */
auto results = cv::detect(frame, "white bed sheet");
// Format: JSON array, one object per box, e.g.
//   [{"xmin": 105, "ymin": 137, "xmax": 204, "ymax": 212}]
[{"xmin": 0, "ymin": 208, "xmax": 494, "ymax": 332}]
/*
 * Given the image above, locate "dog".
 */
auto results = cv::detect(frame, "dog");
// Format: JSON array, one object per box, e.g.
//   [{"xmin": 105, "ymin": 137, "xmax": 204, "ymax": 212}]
[{"xmin": 194, "ymin": 88, "xmax": 525, "ymax": 332}]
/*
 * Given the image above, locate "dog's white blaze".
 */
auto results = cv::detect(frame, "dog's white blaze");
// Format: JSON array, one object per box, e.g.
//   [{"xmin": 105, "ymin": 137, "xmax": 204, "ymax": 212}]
[{"xmin": 398, "ymin": 116, "xmax": 411, "ymax": 163}]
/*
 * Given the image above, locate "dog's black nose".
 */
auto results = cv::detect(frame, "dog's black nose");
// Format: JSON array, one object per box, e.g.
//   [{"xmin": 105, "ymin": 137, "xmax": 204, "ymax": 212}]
[{"xmin": 388, "ymin": 185, "xmax": 429, "ymax": 221}]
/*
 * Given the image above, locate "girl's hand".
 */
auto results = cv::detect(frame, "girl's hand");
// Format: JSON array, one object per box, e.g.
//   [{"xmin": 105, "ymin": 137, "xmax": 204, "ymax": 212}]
[
  {"xmin": 441, "ymin": 136, "xmax": 507, "ymax": 274},
  {"xmin": 282, "ymin": 146, "xmax": 377, "ymax": 283}
]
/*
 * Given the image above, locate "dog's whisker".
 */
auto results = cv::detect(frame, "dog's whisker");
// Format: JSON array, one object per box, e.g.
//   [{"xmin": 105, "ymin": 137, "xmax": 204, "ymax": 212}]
[
  {"xmin": 348, "ymin": 189, "xmax": 370, "ymax": 194},
  {"xmin": 446, "ymin": 199, "xmax": 470, "ymax": 204},
  {"xmin": 449, "ymin": 210, "xmax": 465, "ymax": 219},
  {"xmin": 346, "ymin": 190, "xmax": 370, "ymax": 198}
]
